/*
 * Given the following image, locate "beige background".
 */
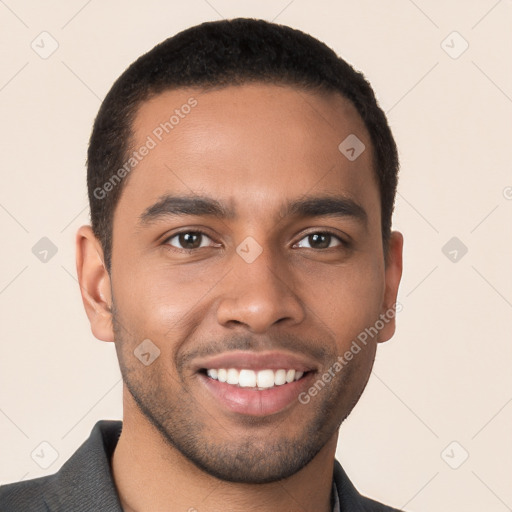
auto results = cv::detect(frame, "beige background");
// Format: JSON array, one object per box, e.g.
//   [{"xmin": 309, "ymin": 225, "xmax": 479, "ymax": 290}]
[{"xmin": 1, "ymin": 1, "xmax": 511, "ymax": 510}]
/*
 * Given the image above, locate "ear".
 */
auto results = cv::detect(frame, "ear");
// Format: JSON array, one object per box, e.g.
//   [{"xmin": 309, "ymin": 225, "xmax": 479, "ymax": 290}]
[
  {"xmin": 75, "ymin": 225, "xmax": 114, "ymax": 342},
  {"xmin": 378, "ymin": 231, "xmax": 403, "ymax": 343}
]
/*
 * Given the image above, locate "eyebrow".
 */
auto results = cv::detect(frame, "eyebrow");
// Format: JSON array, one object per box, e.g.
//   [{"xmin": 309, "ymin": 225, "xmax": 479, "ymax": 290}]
[
  {"xmin": 139, "ymin": 194, "xmax": 367, "ymax": 227},
  {"xmin": 286, "ymin": 195, "xmax": 367, "ymax": 226},
  {"xmin": 139, "ymin": 195, "xmax": 235, "ymax": 224}
]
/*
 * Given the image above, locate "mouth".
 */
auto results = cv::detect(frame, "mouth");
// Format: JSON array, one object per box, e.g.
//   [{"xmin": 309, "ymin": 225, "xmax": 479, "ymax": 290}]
[
  {"xmin": 193, "ymin": 351, "xmax": 317, "ymax": 417},
  {"xmin": 202, "ymin": 368, "xmax": 306, "ymax": 390}
]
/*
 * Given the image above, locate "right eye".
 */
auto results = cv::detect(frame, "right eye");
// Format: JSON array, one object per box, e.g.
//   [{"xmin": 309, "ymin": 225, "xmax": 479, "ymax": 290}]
[{"xmin": 163, "ymin": 231, "xmax": 219, "ymax": 252}]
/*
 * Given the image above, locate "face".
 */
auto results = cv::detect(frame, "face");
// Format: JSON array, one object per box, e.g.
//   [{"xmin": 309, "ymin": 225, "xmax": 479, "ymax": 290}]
[{"xmin": 81, "ymin": 83, "xmax": 402, "ymax": 484}]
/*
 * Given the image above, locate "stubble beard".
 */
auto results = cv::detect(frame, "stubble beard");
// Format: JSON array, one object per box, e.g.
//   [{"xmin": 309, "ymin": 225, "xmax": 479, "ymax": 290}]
[{"xmin": 111, "ymin": 308, "xmax": 373, "ymax": 484}]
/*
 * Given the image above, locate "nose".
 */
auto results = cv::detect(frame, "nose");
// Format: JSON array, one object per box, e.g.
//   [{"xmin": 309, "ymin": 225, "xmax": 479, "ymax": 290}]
[{"xmin": 215, "ymin": 246, "xmax": 306, "ymax": 333}]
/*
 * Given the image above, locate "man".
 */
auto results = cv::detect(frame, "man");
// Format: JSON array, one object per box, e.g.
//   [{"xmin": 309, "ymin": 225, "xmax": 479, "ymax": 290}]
[{"xmin": 0, "ymin": 17, "xmax": 404, "ymax": 511}]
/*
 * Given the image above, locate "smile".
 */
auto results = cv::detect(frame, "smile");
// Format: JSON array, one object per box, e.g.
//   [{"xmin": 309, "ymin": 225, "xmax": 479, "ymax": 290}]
[
  {"xmin": 193, "ymin": 350, "xmax": 318, "ymax": 416},
  {"xmin": 205, "ymin": 368, "xmax": 305, "ymax": 389}
]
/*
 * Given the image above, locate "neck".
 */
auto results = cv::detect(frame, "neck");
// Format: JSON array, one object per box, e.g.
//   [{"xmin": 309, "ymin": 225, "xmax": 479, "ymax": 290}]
[{"xmin": 112, "ymin": 390, "xmax": 337, "ymax": 512}]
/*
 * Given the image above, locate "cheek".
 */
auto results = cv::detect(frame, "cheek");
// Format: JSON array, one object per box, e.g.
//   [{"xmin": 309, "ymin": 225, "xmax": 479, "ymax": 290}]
[
  {"xmin": 301, "ymin": 257, "xmax": 385, "ymax": 344},
  {"xmin": 112, "ymin": 260, "xmax": 215, "ymax": 339}
]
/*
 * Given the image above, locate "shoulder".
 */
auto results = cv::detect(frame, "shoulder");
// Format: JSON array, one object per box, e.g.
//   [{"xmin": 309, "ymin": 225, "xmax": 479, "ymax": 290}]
[
  {"xmin": 0, "ymin": 474, "xmax": 55, "ymax": 511},
  {"xmin": 333, "ymin": 459, "xmax": 405, "ymax": 511},
  {"xmin": 0, "ymin": 420, "xmax": 123, "ymax": 512},
  {"xmin": 359, "ymin": 495, "xmax": 405, "ymax": 511}
]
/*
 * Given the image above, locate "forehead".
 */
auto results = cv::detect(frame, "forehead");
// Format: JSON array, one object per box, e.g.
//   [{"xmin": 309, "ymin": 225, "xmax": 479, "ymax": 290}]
[{"xmin": 119, "ymin": 83, "xmax": 378, "ymax": 225}]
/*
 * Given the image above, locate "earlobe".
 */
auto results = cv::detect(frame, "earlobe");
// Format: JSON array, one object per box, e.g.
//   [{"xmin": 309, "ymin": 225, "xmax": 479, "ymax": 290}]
[
  {"xmin": 75, "ymin": 225, "xmax": 114, "ymax": 342},
  {"xmin": 378, "ymin": 231, "xmax": 404, "ymax": 343}
]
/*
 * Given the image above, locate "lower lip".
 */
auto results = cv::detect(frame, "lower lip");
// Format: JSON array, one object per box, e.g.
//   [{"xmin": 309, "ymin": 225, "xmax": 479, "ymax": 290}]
[{"xmin": 199, "ymin": 373, "xmax": 314, "ymax": 417}]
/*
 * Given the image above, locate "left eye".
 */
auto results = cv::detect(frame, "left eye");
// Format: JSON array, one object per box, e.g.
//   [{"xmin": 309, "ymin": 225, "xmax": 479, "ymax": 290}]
[
  {"xmin": 165, "ymin": 231, "xmax": 215, "ymax": 250},
  {"xmin": 295, "ymin": 232, "xmax": 343, "ymax": 250}
]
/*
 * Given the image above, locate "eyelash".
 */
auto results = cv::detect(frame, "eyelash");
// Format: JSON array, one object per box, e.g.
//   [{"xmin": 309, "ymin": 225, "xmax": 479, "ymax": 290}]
[{"xmin": 162, "ymin": 229, "xmax": 348, "ymax": 253}]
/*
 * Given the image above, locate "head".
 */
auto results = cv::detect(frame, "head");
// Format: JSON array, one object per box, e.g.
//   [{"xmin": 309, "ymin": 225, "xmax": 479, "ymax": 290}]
[{"xmin": 77, "ymin": 18, "xmax": 403, "ymax": 484}]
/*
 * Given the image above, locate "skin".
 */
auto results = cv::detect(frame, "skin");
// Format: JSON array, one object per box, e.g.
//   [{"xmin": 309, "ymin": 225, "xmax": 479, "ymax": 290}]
[{"xmin": 76, "ymin": 83, "xmax": 403, "ymax": 512}]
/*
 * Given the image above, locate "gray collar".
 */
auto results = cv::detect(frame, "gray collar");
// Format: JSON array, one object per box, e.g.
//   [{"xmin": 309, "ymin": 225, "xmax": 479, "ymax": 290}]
[{"xmin": 332, "ymin": 480, "xmax": 341, "ymax": 512}]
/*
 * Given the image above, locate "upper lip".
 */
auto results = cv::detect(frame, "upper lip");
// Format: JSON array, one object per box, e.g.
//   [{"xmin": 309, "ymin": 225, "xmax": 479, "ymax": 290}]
[{"xmin": 192, "ymin": 350, "xmax": 319, "ymax": 373}]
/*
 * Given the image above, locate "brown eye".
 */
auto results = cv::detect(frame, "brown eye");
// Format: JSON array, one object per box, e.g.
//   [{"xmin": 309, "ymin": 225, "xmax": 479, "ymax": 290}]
[
  {"xmin": 295, "ymin": 232, "xmax": 342, "ymax": 250},
  {"xmin": 165, "ymin": 231, "xmax": 214, "ymax": 250}
]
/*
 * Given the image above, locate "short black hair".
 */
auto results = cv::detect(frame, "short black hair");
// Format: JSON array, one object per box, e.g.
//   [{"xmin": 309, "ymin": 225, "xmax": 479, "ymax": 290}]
[{"xmin": 87, "ymin": 18, "xmax": 398, "ymax": 272}]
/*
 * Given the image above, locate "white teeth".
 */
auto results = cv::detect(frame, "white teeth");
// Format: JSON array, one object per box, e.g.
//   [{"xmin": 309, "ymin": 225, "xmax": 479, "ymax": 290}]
[
  {"xmin": 238, "ymin": 369, "xmax": 256, "ymax": 387},
  {"xmin": 256, "ymin": 369, "xmax": 275, "ymax": 388},
  {"xmin": 274, "ymin": 369, "xmax": 287, "ymax": 386},
  {"xmin": 205, "ymin": 368, "xmax": 306, "ymax": 388},
  {"xmin": 226, "ymin": 368, "xmax": 239, "ymax": 385},
  {"xmin": 206, "ymin": 369, "xmax": 218, "ymax": 379}
]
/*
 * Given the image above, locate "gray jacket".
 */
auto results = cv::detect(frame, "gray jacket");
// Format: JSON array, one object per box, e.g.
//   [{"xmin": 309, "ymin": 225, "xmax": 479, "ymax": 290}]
[{"xmin": 0, "ymin": 420, "xmax": 403, "ymax": 511}]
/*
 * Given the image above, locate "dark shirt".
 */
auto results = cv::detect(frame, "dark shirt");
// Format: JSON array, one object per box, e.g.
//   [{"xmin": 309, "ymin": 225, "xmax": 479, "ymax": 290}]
[{"xmin": 0, "ymin": 420, "xmax": 404, "ymax": 511}]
